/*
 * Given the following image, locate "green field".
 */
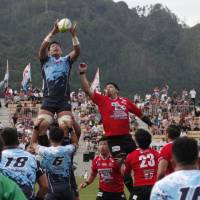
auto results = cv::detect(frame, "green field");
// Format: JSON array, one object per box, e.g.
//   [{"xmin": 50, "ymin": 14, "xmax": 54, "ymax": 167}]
[
  {"xmin": 36, "ymin": 176, "xmax": 129, "ymax": 200},
  {"xmin": 76, "ymin": 176, "xmax": 99, "ymax": 199},
  {"xmin": 77, "ymin": 176, "xmax": 129, "ymax": 200}
]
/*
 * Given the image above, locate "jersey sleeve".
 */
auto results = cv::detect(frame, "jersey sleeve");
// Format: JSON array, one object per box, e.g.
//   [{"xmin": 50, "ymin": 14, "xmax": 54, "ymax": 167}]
[
  {"xmin": 40, "ymin": 56, "xmax": 49, "ymax": 68},
  {"xmin": 159, "ymin": 144, "xmax": 171, "ymax": 162},
  {"xmin": 126, "ymin": 98, "xmax": 142, "ymax": 117},
  {"xmin": 150, "ymin": 182, "xmax": 170, "ymax": 200},
  {"xmin": 91, "ymin": 91, "xmax": 106, "ymax": 106},
  {"xmin": 37, "ymin": 145, "xmax": 48, "ymax": 156},
  {"xmin": 64, "ymin": 144, "xmax": 76, "ymax": 155},
  {"xmin": 65, "ymin": 55, "xmax": 73, "ymax": 66}
]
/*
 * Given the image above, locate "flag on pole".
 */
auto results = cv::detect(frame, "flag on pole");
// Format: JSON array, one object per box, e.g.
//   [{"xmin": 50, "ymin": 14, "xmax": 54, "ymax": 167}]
[
  {"xmin": 90, "ymin": 68, "xmax": 100, "ymax": 91},
  {"xmin": 21, "ymin": 63, "xmax": 31, "ymax": 91},
  {"xmin": 0, "ymin": 60, "xmax": 9, "ymax": 89}
]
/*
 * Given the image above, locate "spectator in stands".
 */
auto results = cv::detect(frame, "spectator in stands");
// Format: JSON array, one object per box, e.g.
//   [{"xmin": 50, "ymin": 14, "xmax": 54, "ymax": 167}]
[
  {"xmin": 0, "ymin": 122, "xmax": 4, "ymax": 133},
  {"xmin": 189, "ymin": 88, "xmax": 197, "ymax": 105}
]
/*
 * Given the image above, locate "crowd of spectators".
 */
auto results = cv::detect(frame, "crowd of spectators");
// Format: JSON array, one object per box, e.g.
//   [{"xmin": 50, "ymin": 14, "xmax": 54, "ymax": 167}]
[
  {"xmin": 3, "ymin": 86, "xmax": 42, "ymax": 106},
  {"xmin": 1, "ymin": 85, "xmax": 200, "ymax": 151}
]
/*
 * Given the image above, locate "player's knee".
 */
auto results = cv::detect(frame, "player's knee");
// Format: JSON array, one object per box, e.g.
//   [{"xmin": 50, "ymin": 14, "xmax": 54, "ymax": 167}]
[
  {"xmin": 35, "ymin": 114, "xmax": 53, "ymax": 133},
  {"xmin": 58, "ymin": 115, "xmax": 73, "ymax": 130}
]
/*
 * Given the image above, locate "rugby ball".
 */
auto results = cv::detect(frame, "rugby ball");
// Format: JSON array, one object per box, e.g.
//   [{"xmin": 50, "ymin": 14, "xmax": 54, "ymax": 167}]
[{"xmin": 57, "ymin": 18, "xmax": 72, "ymax": 33}]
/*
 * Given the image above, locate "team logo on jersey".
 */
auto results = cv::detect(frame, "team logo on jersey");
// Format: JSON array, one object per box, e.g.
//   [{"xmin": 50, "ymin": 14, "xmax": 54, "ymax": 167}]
[
  {"xmin": 109, "ymin": 163, "xmax": 113, "ymax": 167},
  {"xmin": 112, "ymin": 146, "xmax": 121, "ymax": 152},
  {"xmin": 111, "ymin": 102, "xmax": 126, "ymax": 111},
  {"xmin": 102, "ymin": 162, "xmax": 107, "ymax": 166}
]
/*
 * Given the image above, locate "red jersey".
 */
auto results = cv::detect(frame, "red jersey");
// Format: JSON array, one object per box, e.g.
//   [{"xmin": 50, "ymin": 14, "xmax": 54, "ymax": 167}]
[
  {"xmin": 125, "ymin": 148, "xmax": 159, "ymax": 186},
  {"xmin": 92, "ymin": 155, "xmax": 124, "ymax": 192},
  {"xmin": 91, "ymin": 91, "xmax": 142, "ymax": 136},
  {"xmin": 159, "ymin": 142, "xmax": 174, "ymax": 174}
]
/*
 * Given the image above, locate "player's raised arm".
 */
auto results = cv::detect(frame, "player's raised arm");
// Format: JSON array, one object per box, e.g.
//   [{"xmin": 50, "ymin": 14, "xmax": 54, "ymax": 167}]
[
  {"xmin": 79, "ymin": 63, "xmax": 94, "ymax": 98},
  {"xmin": 68, "ymin": 23, "xmax": 80, "ymax": 62},
  {"xmin": 39, "ymin": 20, "xmax": 59, "ymax": 60},
  {"xmin": 127, "ymin": 98, "xmax": 153, "ymax": 127},
  {"xmin": 72, "ymin": 116, "xmax": 81, "ymax": 140},
  {"xmin": 70, "ymin": 127, "xmax": 79, "ymax": 149}
]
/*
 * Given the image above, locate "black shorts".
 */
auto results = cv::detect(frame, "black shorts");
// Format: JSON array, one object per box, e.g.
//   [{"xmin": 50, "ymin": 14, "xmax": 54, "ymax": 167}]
[
  {"xmin": 45, "ymin": 179, "xmax": 73, "ymax": 200},
  {"xmin": 45, "ymin": 191, "xmax": 73, "ymax": 200},
  {"xmin": 129, "ymin": 185, "xmax": 153, "ymax": 200},
  {"xmin": 41, "ymin": 97, "xmax": 71, "ymax": 114},
  {"xmin": 96, "ymin": 190, "xmax": 126, "ymax": 200},
  {"xmin": 70, "ymin": 170, "xmax": 79, "ymax": 197},
  {"xmin": 107, "ymin": 134, "xmax": 136, "ymax": 158}
]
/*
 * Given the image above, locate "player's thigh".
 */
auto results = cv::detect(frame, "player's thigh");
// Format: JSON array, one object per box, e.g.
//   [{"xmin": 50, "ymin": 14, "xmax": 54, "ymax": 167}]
[
  {"xmin": 58, "ymin": 111, "xmax": 73, "ymax": 128},
  {"xmin": 96, "ymin": 191, "xmax": 126, "ymax": 200},
  {"xmin": 35, "ymin": 109, "xmax": 53, "ymax": 130},
  {"xmin": 45, "ymin": 192, "xmax": 73, "ymax": 200},
  {"xmin": 130, "ymin": 186, "xmax": 152, "ymax": 200},
  {"xmin": 107, "ymin": 135, "xmax": 136, "ymax": 157}
]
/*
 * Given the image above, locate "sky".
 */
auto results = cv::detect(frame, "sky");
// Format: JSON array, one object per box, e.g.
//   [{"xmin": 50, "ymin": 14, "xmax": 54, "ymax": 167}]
[{"xmin": 113, "ymin": 0, "xmax": 200, "ymax": 27}]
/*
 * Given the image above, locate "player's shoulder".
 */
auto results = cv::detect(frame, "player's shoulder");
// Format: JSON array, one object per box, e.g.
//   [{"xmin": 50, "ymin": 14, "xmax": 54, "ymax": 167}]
[
  {"xmin": 160, "ymin": 142, "xmax": 172, "ymax": 152},
  {"xmin": 119, "ymin": 96, "xmax": 129, "ymax": 102},
  {"xmin": 149, "ymin": 147, "xmax": 160, "ymax": 155},
  {"xmin": 3, "ymin": 148, "xmax": 35, "ymax": 157},
  {"xmin": 63, "ymin": 143, "xmax": 76, "ymax": 150},
  {"xmin": 154, "ymin": 172, "xmax": 177, "ymax": 189},
  {"xmin": 62, "ymin": 55, "xmax": 70, "ymax": 61},
  {"xmin": 151, "ymin": 174, "xmax": 176, "ymax": 200},
  {"xmin": 22, "ymin": 149, "xmax": 36, "ymax": 158},
  {"xmin": 127, "ymin": 148, "xmax": 139, "ymax": 159},
  {"xmin": 93, "ymin": 155, "xmax": 106, "ymax": 164},
  {"xmin": 94, "ymin": 155, "xmax": 101, "ymax": 161}
]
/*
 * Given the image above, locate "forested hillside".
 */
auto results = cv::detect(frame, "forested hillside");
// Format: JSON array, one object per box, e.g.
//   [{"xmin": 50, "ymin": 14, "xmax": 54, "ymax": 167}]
[{"xmin": 0, "ymin": 0, "xmax": 200, "ymax": 95}]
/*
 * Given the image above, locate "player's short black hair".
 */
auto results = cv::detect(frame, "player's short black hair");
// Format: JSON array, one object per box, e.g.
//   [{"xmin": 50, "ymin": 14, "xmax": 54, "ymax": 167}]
[
  {"xmin": 172, "ymin": 136, "xmax": 198, "ymax": 165},
  {"xmin": 135, "ymin": 129, "xmax": 152, "ymax": 149},
  {"xmin": 49, "ymin": 127, "xmax": 64, "ymax": 143},
  {"xmin": 48, "ymin": 41, "xmax": 61, "ymax": 51},
  {"xmin": 1, "ymin": 127, "xmax": 19, "ymax": 146},
  {"xmin": 167, "ymin": 125, "xmax": 181, "ymax": 140},
  {"xmin": 105, "ymin": 82, "xmax": 119, "ymax": 91},
  {"xmin": 98, "ymin": 135, "xmax": 108, "ymax": 143}
]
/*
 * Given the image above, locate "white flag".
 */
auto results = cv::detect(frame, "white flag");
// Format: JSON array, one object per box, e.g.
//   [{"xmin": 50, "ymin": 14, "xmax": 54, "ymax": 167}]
[
  {"xmin": 0, "ymin": 60, "xmax": 9, "ymax": 88},
  {"xmin": 90, "ymin": 68, "xmax": 100, "ymax": 91},
  {"xmin": 21, "ymin": 63, "xmax": 31, "ymax": 90}
]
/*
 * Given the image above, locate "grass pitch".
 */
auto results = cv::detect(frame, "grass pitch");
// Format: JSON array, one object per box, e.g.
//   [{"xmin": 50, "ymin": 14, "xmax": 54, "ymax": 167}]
[{"xmin": 77, "ymin": 176, "xmax": 129, "ymax": 200}]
